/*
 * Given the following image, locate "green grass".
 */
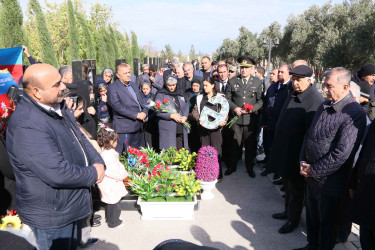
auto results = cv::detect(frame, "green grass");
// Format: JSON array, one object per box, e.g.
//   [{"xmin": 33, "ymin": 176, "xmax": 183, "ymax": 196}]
[{"xmin": 142, "ymin": 196, "xmax": 193, "ymax": 202}]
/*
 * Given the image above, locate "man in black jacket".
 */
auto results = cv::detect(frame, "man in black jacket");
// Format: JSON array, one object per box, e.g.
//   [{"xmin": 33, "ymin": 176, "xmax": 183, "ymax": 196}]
[
  {"xmin": 268, "ymin": 65, "xmax": 324, "ymax": 234},
  {"xmin": 6, "ymin": 64, "xmax": 105, "ymax": 250},
  {"xmin": 296, "ymin": 67, "xmax": 366, "ymax": 250}
]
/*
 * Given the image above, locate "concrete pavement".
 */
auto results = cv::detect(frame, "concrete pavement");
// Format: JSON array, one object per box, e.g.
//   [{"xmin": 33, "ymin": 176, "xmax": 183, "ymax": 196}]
[{"xmin": 90, "ymin": 160, "xmax": 309, "ymax": 250}]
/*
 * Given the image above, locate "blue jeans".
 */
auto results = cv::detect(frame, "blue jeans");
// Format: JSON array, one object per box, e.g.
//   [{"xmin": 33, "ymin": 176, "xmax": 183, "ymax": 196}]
[{"xmin": 30, "ymin": 222, "xmax": 78, "ymax": 250}]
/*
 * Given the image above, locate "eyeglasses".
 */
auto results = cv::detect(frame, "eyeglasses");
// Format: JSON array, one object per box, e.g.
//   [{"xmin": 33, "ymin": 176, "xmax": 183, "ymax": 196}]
[{"xmin": 213, "ymin": 75, "xmax": 219, "ymax": 79}]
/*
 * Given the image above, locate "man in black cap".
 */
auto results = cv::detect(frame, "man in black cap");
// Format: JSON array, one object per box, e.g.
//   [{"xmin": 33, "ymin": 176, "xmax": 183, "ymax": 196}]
[
  {"xmin": 268, "ymin": 65, "xmax": 324, "ymax": 234},
  {"xmin": 224, "ymin": 56, "xmax": 263, "ymax": 178},
  {"xmin": 353, "ymin": 63, "xmax": 375, "ymax": 120}
]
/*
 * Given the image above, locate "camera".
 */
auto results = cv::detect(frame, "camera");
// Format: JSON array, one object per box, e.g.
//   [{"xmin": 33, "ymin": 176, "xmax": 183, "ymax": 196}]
[{"xmin": 7, "ymin": 85, "xmax": 23, "ymax": 111}]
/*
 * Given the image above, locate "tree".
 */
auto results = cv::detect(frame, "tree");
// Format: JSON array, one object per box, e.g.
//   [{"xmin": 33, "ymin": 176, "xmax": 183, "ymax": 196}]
[
  {"xmin": 76, "ymin": 11, "xmax": 95, "ymax": 60},
  {"xmin": 189, "ymin": 45, "xmax": 196, "ymax": 61},
  {"xmin": 237, "ymin": 26, "xmax": 263, "ymax": 63},
  {"xmin": 124, "ymin": 32, "xmax": 133, "ymax": 69},
  {"xmin": 131, "ymin": 31, "xmax": 140, "ymax": 59},
  {"xmin": 96, "ymin": 28, "xmax": 109, "ymax": 72},
  {"xmin": 163, "ymin": 44, "xmax": 174, "ymax": 60},
  {"xmin": 0, "ymin": 0, "xmax": 25, "ymax": 48},
  {"xmin": 28, "ymin": 0, "xmax": 58, "ymax": 67},
  {"xmin": 109, "ymin": 25, "xmax": 119, "ymax": 59},
  {"xmin": 67, "ymin": 0, "xmax": 80, "ymax": 63},
  {"xmin": 177, "ymin": 50, "xmax": 187, "ymax": 62}
]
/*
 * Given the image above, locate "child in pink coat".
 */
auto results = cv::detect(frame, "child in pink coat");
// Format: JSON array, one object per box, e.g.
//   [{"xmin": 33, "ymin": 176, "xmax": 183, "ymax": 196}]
[{"xmin": 97, "ymin": 128, "xmax": 128, "ymax": 228}]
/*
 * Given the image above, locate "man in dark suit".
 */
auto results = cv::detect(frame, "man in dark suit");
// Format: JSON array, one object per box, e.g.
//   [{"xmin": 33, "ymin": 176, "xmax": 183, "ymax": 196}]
[
  {"xmin": 107, "ymin": 63, "xmax": 148, "ymax": 153},
  {"xmin": 224, "ymin": 56, "xmax": 263, "ymax": 178}
]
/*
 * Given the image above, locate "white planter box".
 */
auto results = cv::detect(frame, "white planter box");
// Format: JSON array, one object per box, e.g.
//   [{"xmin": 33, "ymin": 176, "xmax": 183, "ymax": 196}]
[
  {"xmin": 169, "ymin": 165, "xmax": 194, "ymax": 176},
  {"xmin": 137, "ymin": 195, "xmax": 197, "ymax": 220}
]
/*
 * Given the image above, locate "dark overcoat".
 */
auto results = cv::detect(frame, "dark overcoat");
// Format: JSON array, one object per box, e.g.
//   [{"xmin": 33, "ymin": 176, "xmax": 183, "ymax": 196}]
[
  {"xmin": 155, "ymin": 92, "xmax": 189, "ymax": 150},
  {"xmin": 351, "ymin": 119, "xmax": 375, "ymax": 229},
  {"xmin": 225, "ymin": 75, "xmax": 263, "ymax": 126},
  {"xmin": 269, "ymin": 85, "xmax": 324, "ymax": 180}
]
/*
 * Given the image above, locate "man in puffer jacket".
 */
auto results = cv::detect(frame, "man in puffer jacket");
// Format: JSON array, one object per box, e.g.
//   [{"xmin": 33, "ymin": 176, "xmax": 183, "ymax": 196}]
[
  {"xmin": 295, "ymin": 67, "xmax": 367, "ymax": 250},
  {"xmin": 6, "ymin": 64, "xmax": 105, "ymax": 250}
]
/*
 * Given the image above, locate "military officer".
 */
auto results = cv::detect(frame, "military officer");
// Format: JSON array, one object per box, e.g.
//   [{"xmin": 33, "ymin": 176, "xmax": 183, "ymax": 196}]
[{"xmin": 224, "ymin": 56, "xmax": 263, "ymax": 178}]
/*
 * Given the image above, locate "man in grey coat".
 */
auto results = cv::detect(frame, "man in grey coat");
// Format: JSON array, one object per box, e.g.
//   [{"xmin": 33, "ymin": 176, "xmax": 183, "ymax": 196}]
[{"xmin": 296, "ymin": 67, "xmax": 367, "ymax": 250}]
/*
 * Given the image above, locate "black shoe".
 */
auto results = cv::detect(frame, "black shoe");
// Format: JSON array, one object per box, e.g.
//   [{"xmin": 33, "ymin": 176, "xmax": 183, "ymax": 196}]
[
  {"xmin": 280, "ymin": 186, "xmax": 285, "ymax": 191},
  {"xmin": 224, "ymin": 169, "xmax": 236, "ymax": 176},
  {"xmin": 278, "ymin": 221, "xmax": 298, "ymax": 234},
  {"xmin": 92, "ymin": 219, "xmax": 101, "ymax": 227},
  {"xmin": 247, "ymin": 170, "xmax": 256, "ymax": 178},
  {"xmin": 93, "ymin": 214, "xmax": 102, "ymax": 220},
  {"xmin": 273, "ymin": 179, "xmax": 283, "ymax": 185},
  {"xmin": 260, "ymin": 169, "xmax": 270, "ymax": 176},
  {"xmin": 79, "ymin": 238, "xmax": 99, "ymax": 248},
  {"xmin": 272, "ymin": 211, "xmax": 287, "ymax": 220},
  {"xmin": 272, "ymin": 174, "xmax": 280, "ymax": 180}
]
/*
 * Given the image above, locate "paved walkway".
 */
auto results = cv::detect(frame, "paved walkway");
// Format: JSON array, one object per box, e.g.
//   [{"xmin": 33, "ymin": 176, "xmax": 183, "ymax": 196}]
[{"xmin": 89, "ymin": 158, "xmax": 361, "ymax": 250}]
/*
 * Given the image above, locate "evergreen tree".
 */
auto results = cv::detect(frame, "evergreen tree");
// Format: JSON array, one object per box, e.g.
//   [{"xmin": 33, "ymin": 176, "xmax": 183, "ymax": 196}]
[
  {"xmin": 103, "ymin": 28, "xmax": 115, "ymax": 70},
  {"xmin": 67, "ymin": 0, "xmax": 80, "ymax": 62},
  {"xmin": 97, "ymin": 28, "xmax": 109, "ymax": 72},
  {"xmin": 124, "ymin": 32, "xmax": 133, "ymax": 70},
  {"xmin": 28, "ymin": 0, "xmax": 58, "ymax": 67},
  {"xmin": 0, "ymin": 0, "xmax": 25, "ymax": 48},
  {"xmin": 189, "ymin": 45, "xmax": 196, "ymax": 61},
  {"xmin": 109, "ymin": 25, "xmax": 119, "ymax": 60},
  {"xmin": 131, "ymin": 31, "xmax": 140, "ymax": 59},
  {"xmin": 76, "ymin": 12, "xmax": 95, "ymax": 60}
]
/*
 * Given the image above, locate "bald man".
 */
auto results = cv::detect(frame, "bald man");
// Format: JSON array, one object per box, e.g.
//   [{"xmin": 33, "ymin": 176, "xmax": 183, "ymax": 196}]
[{"xmin": 6, "ymin": 64, "xmax": 105, "ymax": 250}]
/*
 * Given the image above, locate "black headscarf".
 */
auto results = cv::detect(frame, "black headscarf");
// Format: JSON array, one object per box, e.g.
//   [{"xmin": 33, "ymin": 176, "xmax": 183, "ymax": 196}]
[{"xmin": 158, "ymin": 85, "xmax": 184, "ymax": 97}]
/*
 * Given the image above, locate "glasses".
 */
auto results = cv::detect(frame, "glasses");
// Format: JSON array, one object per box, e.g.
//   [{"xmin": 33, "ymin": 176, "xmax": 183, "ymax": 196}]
[{"xmin": 213, "ymin": 75, "xmax": 219, "ymax": 79}]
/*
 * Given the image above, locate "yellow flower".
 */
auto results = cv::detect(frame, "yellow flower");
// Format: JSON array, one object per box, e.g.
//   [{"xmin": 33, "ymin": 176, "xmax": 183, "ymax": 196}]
[{"xmin": 1, "ymin": 215, "xmax": 22, "ymax": 230}]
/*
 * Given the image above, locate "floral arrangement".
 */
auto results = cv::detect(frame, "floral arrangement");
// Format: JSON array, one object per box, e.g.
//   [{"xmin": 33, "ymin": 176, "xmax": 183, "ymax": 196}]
[
  {"xmin": 174, "ymin": 173, "xmax": 201, "ymax": 199},
  {"xmin": 129, "ymin": 162, "xmax": 201, "ymax": 202},
  {"xmin": 0, "ymin": 210, "xmax": 22, "ymax": 230},
  {"xmin": 160, "ymin": 147, "xmax": 197, "ymax": 171},
  {"xmin": 226, "ymin": 103, "xmax": 253, "ymax": 128},
  {"xmin": 120, "ymin": 146, "xmax": 151, "ymax": 177},
  {"xmin": 149, "ymin": 98, "xmax": 191, "ymax": 131},
  {"xmin": 195, "ymin": 146, "xmax": 220, "ymax": 182}
]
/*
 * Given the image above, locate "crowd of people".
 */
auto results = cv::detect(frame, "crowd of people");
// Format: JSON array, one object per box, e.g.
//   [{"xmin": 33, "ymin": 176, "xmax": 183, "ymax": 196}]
[{"xmin": 1, "ymin": 47, "xmax": 375, "ymax": 250}]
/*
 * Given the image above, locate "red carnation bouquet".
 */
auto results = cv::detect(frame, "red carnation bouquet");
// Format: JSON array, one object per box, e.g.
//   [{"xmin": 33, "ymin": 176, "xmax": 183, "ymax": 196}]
[
  {"xmin": 226, "ymin": 103, "xmax": 253, "ymax": 128},
  {"xmin": 148, "ymin": 98, "xmax": 191, "ymax": 131}
]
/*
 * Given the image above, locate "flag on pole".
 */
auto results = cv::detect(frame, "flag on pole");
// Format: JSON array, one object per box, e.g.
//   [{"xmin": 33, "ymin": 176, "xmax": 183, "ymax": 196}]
[{"xmin": 0, "ymin": 46, "xmax": 23, "ymax": 83}]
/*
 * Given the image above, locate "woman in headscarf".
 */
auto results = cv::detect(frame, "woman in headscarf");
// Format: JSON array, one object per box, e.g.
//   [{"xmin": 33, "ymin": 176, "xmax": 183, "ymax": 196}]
[
  {"xmin": 101, "ymin": 68, "xmax": 114, "ymax": 85},
  {"xmin": 155, "ymin": 76, "xmax": 189, "ymax": 150},
  {"xmin": 140, "ymin": 81, "xmax": 158, "ymax": 149}
]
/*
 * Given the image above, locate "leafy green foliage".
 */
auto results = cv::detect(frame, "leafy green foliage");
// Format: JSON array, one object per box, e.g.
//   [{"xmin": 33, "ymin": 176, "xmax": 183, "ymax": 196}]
[
  {"xmin": 0, "ymin": 0, "xmax": 25, "ymax": 48},
  {"xmin": 28, "ymin": 0, "xmax": 58, "ymax": 67},
  {"xmin": 67, "ymin": 0, "xmax": 80, "ymax": 62}
]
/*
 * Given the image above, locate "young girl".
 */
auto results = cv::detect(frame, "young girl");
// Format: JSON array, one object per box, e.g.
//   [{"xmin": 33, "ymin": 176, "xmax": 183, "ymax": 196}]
[
  {"xmin": 97, "ymin": 128, "xmax": 128, "ymax": 228},
  {"xmin": 97, "ymin": 83, "xmax": 111, "ymax": 124}
]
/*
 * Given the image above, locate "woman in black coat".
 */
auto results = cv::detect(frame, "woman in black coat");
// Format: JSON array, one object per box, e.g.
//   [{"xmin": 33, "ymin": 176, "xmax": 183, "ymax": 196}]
[
  {"xmin": 140, "ymin": 81, "xmax": 158, "ymax": 150},
  {"xmin": 192, "ymin": 77, "xmax": 228, "ymax": 180}
]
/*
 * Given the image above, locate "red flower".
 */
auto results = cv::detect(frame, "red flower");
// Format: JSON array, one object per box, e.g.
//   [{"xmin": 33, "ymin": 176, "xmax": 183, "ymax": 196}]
[
  {"xmin": 163, "ymin": 98, "xmax": 169, "ymax": 104},
  {"xmin": 243, "ymin": 104, "xmax": 253, "ymax": 111},
  {"xmin": 156, "ymin": 102, "xmax": 161, "ymax": 109}
]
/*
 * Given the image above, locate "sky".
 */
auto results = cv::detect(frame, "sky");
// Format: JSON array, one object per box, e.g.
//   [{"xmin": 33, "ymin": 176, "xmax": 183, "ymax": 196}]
[{"xmin": 18, "ymin": 0, "xmax": 345, "ymax": 55}]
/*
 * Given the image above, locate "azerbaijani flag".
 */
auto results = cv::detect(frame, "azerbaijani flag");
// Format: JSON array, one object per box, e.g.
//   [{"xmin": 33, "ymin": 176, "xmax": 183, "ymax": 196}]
[
  {"xmin": 0, "ymin": 46, "xmax": 23, "ymax": 83},
  {"xmin": 0, "ymin": 46, "xmax": 22, "ymax": 130}
]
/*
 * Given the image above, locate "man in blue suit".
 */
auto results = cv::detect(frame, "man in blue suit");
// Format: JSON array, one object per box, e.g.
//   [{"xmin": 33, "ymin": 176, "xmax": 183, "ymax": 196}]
[{"xmin": 108, "ymin": 63, "xmax": 148, "ymax": 153}]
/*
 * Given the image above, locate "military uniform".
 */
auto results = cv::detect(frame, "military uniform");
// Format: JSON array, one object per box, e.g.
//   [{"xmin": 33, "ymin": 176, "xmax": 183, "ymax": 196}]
[{"xmin": 225, "ymin": 60, "xmax": 263, "ymax": 176}]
